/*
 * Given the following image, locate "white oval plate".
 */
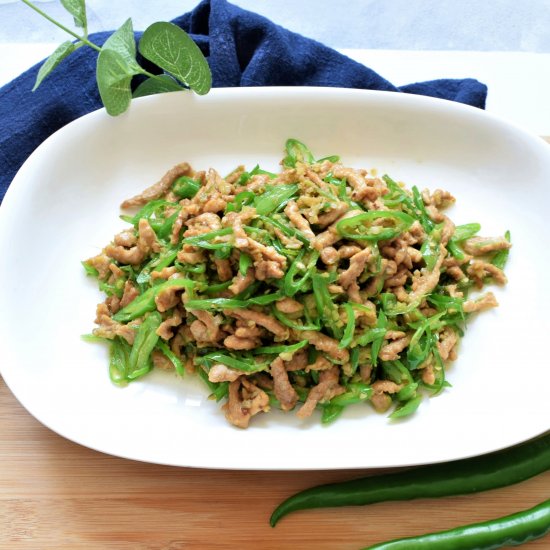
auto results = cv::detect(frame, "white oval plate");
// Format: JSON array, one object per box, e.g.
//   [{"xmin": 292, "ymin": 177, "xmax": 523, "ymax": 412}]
[{"xmin": 1, "ymin": 88, "xmax": 549, "ymax": 470}]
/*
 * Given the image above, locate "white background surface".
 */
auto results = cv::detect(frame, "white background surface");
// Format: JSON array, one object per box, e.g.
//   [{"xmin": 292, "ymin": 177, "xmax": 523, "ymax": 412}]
[{"xmin": 1, "ymin": 1, "xmax": 550, "ymax": 135}]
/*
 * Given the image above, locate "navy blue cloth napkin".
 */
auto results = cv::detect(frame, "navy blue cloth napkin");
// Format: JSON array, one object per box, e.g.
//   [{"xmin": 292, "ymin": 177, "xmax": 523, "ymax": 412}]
[{"xmin": 0, "ymin": 0, "xmax": 487, "ymax": 202}]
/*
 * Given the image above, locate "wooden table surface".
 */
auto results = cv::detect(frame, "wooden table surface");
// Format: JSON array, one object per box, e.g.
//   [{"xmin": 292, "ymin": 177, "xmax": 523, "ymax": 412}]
[
  {"xmin": 1, "ymin": 377, "xmax": 549, "ymax": 550},
  {"xmin": 2, "ymin": 137, "xmax": 550, "ymax": 550}
]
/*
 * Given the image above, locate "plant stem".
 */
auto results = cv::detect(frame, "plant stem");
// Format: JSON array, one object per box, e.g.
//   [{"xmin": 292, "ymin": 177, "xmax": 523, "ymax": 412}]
[{"xmin": 20, "ymin": 0, "xmax": 101, "ymax": 52}]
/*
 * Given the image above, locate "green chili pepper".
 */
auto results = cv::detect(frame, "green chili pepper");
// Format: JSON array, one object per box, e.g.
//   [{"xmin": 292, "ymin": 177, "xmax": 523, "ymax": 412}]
[
  {"xmin": 491, "ymin": 230, "xmax": 511, "ymax": 270},
  {"xmin": 82, "ymin": 261, "xmax": 100, "ymax": 278},
  {"xmin": 336, "ymin": 211, "xmax": 414, "ymax": 242},
  {"xmin": 226, "ymin": 190, "xmax": 255, "ymax": 213},
  {"xmin": 330, "ymin": 382, "xmax": 373, "ymax": 407},
  {"xmin": 258, "ymin": 214, "xmax": 311, "ymax": 246},
  {"xmin": 254, "ymin": 184, "xmax": 299, "ymax": 216},
  {"xmin": 361, "ymin": 498, "xmax": 550, "ymax": 550},
  {"xmin": 172, "ymin": 176, "xmax": 200, "ymax": 199},
  {"xmin": 180, "ymin": 227, "xmax": 234, "ymax": 250},
  {"xmin": 155, "ymin": 340, "xmax": 185, "ymax": 377},
  {"xmin": 272, "ymin": 306, "xmax": 321, "ymax": 331},
  {"xmin": 389, "ymin": 394, "xmax": 422, "ymax": 419},
  {"xmin": 339, "ymin": 302, "xmax": 356, "ymax": 349},
  {"xmin": 108, "ymin": 336, "xmax": 132, "ymax": 385},
  {"xmin": 196, "ymin": 365, "xmax": 229, "ymax": 401},
  {"xmin": 349, "ymin": 347, "xmax": 360, "ymax": 376},
  {"xmin": 370, "ymin": 311, "xmax": 388, "ymax": 366},
  {"xmin": 252, "ymin": 340, "xmax": 308, "ymax": 356},
  {"xmin": 136, "ymin": 247, "xmax": 178, "ymax": 285},
  {"xmin": 283, "ymin": 250, "xmax": 319, "ymax": 297},
  {"xmin": 311, "ymin": 272, "xmax": 343, "ymax": 339},
  {"xmin": 198, "ymin": 352, "xmax": 267, "ymax": 373},
  {"xmin": 113, "ymin": 278, "xmax": 197, "ymax": 322},
  {"xmin": 282, "ymin": 139, "xmax": 316, "ymax": 167},
  {"xmin": 120, "ymin": 199, "xmax": 175, "ymax": 226},
  {"xmin": 127, "ymin": 311, "xmax": 162, "ymax": 380},
  {"xmin": 321, "ymin": 404, "xmax": 345, "ymax": 424},
  {"xmin": 447, "ymin": 223, "xmax": 482, "ymax": 260},
  {"xmin": 203, "ymin": 281, "xmax": 233, "ymax": 295},
  {"xmin": 411, "ymin": 185, "xmax": 435, "ymax": 232},
  {"xmin": 239, "ymin": 253, "xmax": 253, "ymax": 276},
  {"xmin": 184, "ymin": 292, "xmax": 283, "ymax": 311},
  {"xmin": 270, "ymin": 433, "xmax": 550, "ymax": 527}
]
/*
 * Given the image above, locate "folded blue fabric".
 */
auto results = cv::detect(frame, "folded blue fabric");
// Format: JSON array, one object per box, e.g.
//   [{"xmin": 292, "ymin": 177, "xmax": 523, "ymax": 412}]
[{"xmin": 0, "ymin": 0, "xmax": 487, "ymax": 202}]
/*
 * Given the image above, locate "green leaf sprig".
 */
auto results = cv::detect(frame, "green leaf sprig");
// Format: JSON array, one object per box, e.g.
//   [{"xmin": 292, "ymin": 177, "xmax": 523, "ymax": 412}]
[{"xmin": 21, "ymin": 0, "xmax": 212, "ymax": 115}]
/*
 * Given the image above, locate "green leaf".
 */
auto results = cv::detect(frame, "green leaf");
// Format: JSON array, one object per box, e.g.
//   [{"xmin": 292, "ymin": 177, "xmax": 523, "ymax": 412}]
[
  {"xmin": 133, "ymin": 74, "xmax": 185, "ymax": 98},
  {"xmin": 60, "ymin": 0, "xmax": 87, "ymax": 29},
  {"xmin": 96, "ymin": 48, "xmax": 140, "ymax": 116},
  {"xmin": 101, "ymin": 18, "xmax": 141, "ymax": 73},
  {"xmin": 138, "ymin": 22, "xmax": 211, "ymax": 95},
  {"xmin": 32, "ymin": 41, "xmax": 77, "ymax": 91}
]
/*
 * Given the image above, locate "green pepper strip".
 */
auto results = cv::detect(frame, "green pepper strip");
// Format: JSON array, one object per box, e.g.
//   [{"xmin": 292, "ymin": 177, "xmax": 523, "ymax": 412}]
[
  {"xmin": 204, "ymin": 281, "xmax": 233, "ymax": 295},
  {"xmin": 311, "ymin": 272, "xmax": 343, "ymax": 339},
  {"xmin": 361, "ymin": 498, "xmax": 550, "ymax": 550},
  {"xmin": 108, "ymin": 337, "xmax": 132, "ymax": 386},
  {"xmin": 180, "ymin": 227, "xmax": 234, "ymax": 250},
  {"xmin": 239, "ymin": 253, "xmax": 252, "ymax": 275},
  {"xmin": 254, "ymin": 184, "xmax": 299, "ymax": 216},
  {"xmin": 258, "ymin": 215, "xmax": 311, "ymax": 246},
  {"xmin": 226, "ymin": 190, "xmax": 255, "ymax": 213},
  {"xmin": 447, "ymin": 223, "xmax": 482, "ymax": 260},
  {"xmin": 185, "ymin": 292, "xmax": 283, "ymax": 311},
  {"xmin": 127, "ymin": 312, "xmax": 162, "ymax": 380},
  {"xmin": 156, "ymin": 340, "xmax": 185, "ymax": 377},
  {"xmin": 136, "ymin": 247, "xmax": 178, "ymax": 285},
  {"xmin": 336, "ymin": 211, "xmax": 414, "ymax": 242},
  {"xmin": 198, "ymin": 352, "xmax": 267, "ymax": 373},
  {"xmin": 389, "ymin": 394, "xmax": 423, "ymax": 420},
  {"xmin": 330, "ymin": 382, "xmax": 373, "ymax": 407},
  {"xmin": 113, "ymin": 278, "xmax": 197, "ymax": 322},
  {"xmin": 339, "ymin": 302, "xmax": 356, "ymax": 349},
  {"xmin": 270, "ymin": 433, "xmax": 550, "ymax": 527},
  {"xmin": 82, "ymin": 261, "xmax": 99, "ymax": 277},
  {"xmin": 196, "ymin": 365, "xmax": 229, "ymax": 402},
  {"xmin": 282, "ymin": 138, "xmax": 315, "ymax": 168},
  {"xmin": 272, "ymin": 306, "xmax": 321, "ymax": 331},
  {"xmin": 321, "ymin": 404, "xmax": 345, "ymax": 424},
  {"xmin": 172, "ymin": 176, "xmax": 200, "ymax": 199},
  {"xmin": 411, "ymin": 185, "xmax": 435, "ymax": 232},
  {"xmin": 120, "ymin": 199, "xmax": 175, "ymax": 226},
  {"xmin": 252, "ymin": 340, "xmax": 308, "ymax": 356},
  {"xmin": 283, "ymin": 250, "xmax": 319, "ymax": 297},
  {"xmin": 491, "ymin": 229, "xmax": 511, "ymax": 270}
]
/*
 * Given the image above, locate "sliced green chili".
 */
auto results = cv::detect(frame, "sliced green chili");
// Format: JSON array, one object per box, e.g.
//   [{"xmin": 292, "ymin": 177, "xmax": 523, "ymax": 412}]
[
  {"xmin": 254, "ymin": 184, "xmax": 299, "ymax": 216},
  {"xmin": 198, "ymin": 352, "xmax": 268, "ymax": 373},
  {"xmin": 113, "ymin": 278, "xmax": 197, "ymax": 322},
  {"xmin": 253, "ymin": 340, "xmax": 308, "ymax": 356},
  {"xmin": 336, "ymin": 211, "xmax": 414, "ymax": 242},
  {"xmin": 239, "ymin": 253, "xmax": 253, "ymax": 275},
  {"xmin": 156, "ymin": 340, "xmax": 185, "ymax": 377},
  {"xmin": 172, "ymin": 176, "xmax": 200, "ymax": 199},
  {"xmin": 127, "ymin": 311, "xmax": 162, "ymax": 380},
  {"xmin": 339, "ymin": 302, "xmax": 356, "ymax": 349},
  {"xmin": 282, "ymin": 139, "xmax": 315, "ymax": 168},
  {"xmin": 185, "ymin": 292, "xmax": 283, "ymax": 311}
]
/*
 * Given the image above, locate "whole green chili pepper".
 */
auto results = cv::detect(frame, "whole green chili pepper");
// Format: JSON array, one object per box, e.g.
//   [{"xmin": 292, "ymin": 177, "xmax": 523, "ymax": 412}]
[
  {"xmin": 362, "ymin": 498, "xmax": 550, "ymax": 550},
  {"xmin": 270, "ymin": 433, "xmax": 550, "ymax": 526}
]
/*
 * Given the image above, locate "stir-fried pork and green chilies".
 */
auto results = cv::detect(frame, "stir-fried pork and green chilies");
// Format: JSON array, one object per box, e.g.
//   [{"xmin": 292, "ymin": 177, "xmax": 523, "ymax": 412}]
[{"xmin": 84, "ymin": 140, "xmax": 510, "ymax": 428}]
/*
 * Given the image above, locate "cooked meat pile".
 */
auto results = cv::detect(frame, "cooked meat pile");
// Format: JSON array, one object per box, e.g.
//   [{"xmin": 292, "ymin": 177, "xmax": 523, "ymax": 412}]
[{"xmin": 84, "ymin": 140, "xmax": 511, "ymax": 428}]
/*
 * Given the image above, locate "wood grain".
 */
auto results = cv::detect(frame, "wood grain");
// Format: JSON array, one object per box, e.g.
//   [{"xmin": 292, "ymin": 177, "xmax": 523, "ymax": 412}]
[
  {"xmin": 2, "ymin": 137, "xmax": 549, "ymax": 550},
  {"xmin": 1, "ymin": 374, "xmax": 549, "ymax": 550}
]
